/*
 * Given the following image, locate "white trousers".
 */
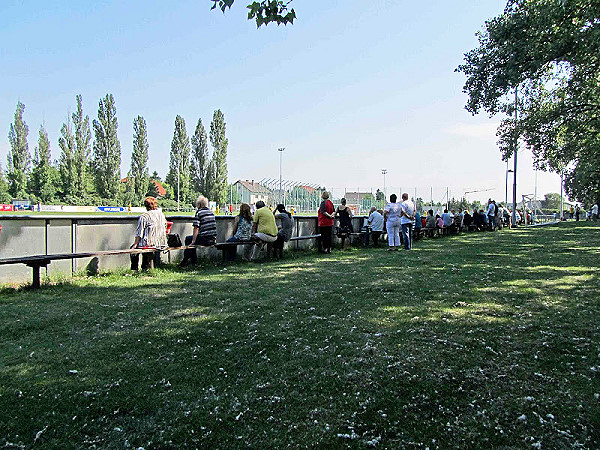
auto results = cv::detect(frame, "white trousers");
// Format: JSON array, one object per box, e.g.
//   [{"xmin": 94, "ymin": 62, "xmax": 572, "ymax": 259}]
[{"xmin": 386, "ymin": 221, "xmax": 401, "ymax": 247}]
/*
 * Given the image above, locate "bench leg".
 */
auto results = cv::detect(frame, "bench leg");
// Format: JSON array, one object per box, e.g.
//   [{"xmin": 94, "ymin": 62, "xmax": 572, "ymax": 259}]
[{"xmin": 32, "ymin": 265, "xmax": 41, "ymax": 289}]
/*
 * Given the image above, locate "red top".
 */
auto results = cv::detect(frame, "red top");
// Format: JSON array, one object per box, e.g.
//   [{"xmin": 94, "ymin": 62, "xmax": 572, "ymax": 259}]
[{"xmin": 318, "ymin": 200, "xmax": 334, "ymax": 227}]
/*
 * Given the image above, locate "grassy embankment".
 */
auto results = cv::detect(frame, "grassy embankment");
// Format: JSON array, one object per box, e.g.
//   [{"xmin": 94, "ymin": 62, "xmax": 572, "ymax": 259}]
[{"xmin": 1, "ymin": 222, "xmax": 599, "ymax": 448}]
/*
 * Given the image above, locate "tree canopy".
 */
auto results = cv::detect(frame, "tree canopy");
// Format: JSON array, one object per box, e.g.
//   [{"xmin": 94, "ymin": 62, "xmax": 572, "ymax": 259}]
[
  {"xmin": 211, "ymin": 0, "xmax": 295, "ymax": 27},
  {"xmin": 457, "ymin": 0, "xmax": 600, "ymax": 205}
]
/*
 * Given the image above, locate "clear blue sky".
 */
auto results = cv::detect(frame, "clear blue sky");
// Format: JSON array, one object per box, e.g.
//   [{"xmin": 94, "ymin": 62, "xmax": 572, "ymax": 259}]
[{"xmin": 0, "ymin": 0, "xmax": 561, "ymax": 204}]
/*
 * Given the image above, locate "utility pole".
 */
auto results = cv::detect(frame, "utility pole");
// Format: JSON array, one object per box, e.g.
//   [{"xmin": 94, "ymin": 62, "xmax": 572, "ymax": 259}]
[{"xmin": 381, "ymin": 169, "xmax": 387, "ymax": 202}]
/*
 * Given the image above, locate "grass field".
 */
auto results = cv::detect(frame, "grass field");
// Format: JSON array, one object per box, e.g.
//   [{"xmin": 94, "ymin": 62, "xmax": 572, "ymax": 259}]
[{"xmin": 1, "ymin": 222, "xmax": 599, "ymax": 448}]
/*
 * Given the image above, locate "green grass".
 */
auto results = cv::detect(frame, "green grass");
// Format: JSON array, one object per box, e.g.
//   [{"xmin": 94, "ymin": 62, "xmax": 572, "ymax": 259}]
[{"xmin": 1, "ymin": 222, "xmax": 599, "ymax": 448}]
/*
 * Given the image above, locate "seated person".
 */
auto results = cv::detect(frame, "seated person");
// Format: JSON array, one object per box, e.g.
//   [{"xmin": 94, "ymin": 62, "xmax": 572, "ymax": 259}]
[
  {"xmin": 130, "ymin": 196, "xmax": 167, "ymax": 271},
  {"xmin": 180, "ymin": 196, "xmax": 217, "ymax": 266},
  {"xmin": 273, "ymin": 204, "xmax": 294, "ymax": 258},
  {"xmin": 367, "ymin": 206, "xmax": 384, "ymax": 246},
  {"xmin": 436, "ymin": 214, "xmax": 444, "ymax": 229},
  {"xmin": 250, "ymin": 200, "xmax": 278, "ymax": 260},
  {"xmin": 463, "ymin": 210, "xmax": 473, "ymax": 228},
  {"xmin": 225, "ymin": 202, "xmax": 253, "ymax": 260}
]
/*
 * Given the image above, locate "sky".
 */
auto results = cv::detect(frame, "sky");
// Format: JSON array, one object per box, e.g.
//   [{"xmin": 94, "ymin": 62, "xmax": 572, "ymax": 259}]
[{"xmin": 0, "ymin": 0, "xmax": 563, "ymax": 204}]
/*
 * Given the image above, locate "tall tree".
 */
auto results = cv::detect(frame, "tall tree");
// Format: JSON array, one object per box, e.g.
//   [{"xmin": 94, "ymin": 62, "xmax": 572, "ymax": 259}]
[
  {"xmin": 92, "ymin": 94, "xmax": 121, "ymax": 199},
  {"xmin": 59, "ymin": 118, "xmax": 77, "ymax": 198},
  {"xmin": 190, "ymin": 118, "xmax": 209, "ymax": 195},
  {"xmin": 211, "ymin": 0, "xmax": 296, "ymax": 27},
  {"xmin": 0, "ymin": 164, "xmax": 11, "ymax": 203},
  {"xmin": 209, "ymin": 109, "xmax": 229, "ymax": 205},
  {"xmin": 166, "ymin": 115, "xmax": 191, "ymax": 206},
  {"xmin": 7, "ymin": 101, "xmax": 30, "ymax": 198},
  {"xmin": 457, "ymin": 0, "xmax": 600, "ymax": 205},
  {"xmin": 72, "ymin": 95, "xmax": 92, "ymax": 195},
  {"xmin": 130, "ymin": 115, "xmax": 150, "ymax": 202},
  {"xmin": 31, "ymin": 125, "xmax": 57, "ymax": 202}
]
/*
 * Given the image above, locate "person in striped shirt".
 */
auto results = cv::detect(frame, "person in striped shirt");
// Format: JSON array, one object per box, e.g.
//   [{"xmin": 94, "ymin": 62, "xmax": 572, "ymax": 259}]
[{"xmin": 180, "ymin": 196, "xmax": 217, "ymax": 266}]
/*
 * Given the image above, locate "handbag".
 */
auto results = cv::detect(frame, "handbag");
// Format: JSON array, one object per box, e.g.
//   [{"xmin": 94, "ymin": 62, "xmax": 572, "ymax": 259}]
[{"xmin": 167, "ymin": 233, "xmax": 182, "ymax": 247}]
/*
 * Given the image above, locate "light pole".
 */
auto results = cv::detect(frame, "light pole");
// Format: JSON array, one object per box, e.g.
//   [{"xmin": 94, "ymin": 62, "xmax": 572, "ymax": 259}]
[
  {"xmin": 381, "ymin": 169, "xmax": 387, "ymax": 203},
  {"xmin": 511, "ymin": 87, "xmax": 519, "ymax": 227},
  {"xmin": 278, "ymin": 148, "xmax": 285, "ymax": 203},
  {"xmin": 505, "ymin": 158, "xmax": 513, "ymax": 206}
]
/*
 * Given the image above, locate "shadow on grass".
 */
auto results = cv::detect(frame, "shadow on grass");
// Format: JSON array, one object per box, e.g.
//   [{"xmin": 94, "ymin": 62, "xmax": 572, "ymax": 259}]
[{"xmin": 0, "ymin": 222, "xmax": 599, "ymax": 448}]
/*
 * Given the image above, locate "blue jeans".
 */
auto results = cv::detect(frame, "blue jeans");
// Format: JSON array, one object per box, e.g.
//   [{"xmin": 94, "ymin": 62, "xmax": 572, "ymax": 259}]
[{"xmin": 401, "ymin": 223, "xmax": 412, "ymax": 250}]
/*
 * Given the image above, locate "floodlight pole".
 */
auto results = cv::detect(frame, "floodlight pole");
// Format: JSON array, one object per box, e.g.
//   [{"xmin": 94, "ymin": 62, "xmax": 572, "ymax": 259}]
[
  {"xmin": 381, "ymin": 169, "xmax": 387, "ymax": 201},
  {"xmin": 511, "ymin": 87, "xmax": 518, "ymax": 227},
  {"xmin": 278, "ymin": 148, "xmax": 285, "ymax": 203}
]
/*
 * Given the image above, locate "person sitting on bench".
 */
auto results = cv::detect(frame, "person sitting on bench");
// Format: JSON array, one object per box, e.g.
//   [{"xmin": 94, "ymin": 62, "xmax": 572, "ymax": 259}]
[
  {"xmin": 180, "ymin": 196, "xmax": 217, "ymax": 267},
  {"xmin": 424, "ymin": 209, "xmax": 436, "ymax": 237},
  {"xmin": 249, "ymin": 200, "xmax": 278, "ymax": 261},
  {"xmin": 367, "ymin": 206, "xmax": 384, "ymax": 246},
  {"xmin": 273, "ymin": 204, "xmax": 294, "ymax": 259},
  {"xmin": 130, "ymin": 196, "xmax": 167, "ymax": 271},
  {"xmin": 225, "ymin": 202, "xmax": 253, "ymax": 261}
]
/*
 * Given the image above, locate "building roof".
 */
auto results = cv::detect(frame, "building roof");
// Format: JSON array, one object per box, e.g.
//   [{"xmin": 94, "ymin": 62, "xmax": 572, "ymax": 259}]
[{"xmin": 235, "ymin": 180, "xmax": 272, "ymax": 194}]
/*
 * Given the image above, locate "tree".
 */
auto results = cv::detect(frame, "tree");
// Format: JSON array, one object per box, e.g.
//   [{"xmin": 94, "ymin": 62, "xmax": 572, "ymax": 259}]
[
  {"xmin": 541, "ymin": 192, "xmax": 564, "ymax": 211},
  {"xmin": 92, "ymin": 94, "xmax": 121, "ymax": 199},
  {"xmin": 166, "ymin": 115, "xmax": 191, "ymax": 207},
  {"xmin": 190, "ymin": 118, "xmax": 209, "ymax": 195},
  {"xmin": 7, "ymin": 101, "xmax": 30, "ymax": 198},
  {"xmin": 0, "ymin": 164, "xmax": 11, "ymax": 203},
  {"xmin": 130, "ymin": 116, "xmax": 150, "ymax": 202},
  {"xmin": 59, "ymin": 118, "xmax": 77, "ymax": 198},
  {"xmin": 72, "ymin": 95, "xmax": 92, "ymax": 196},
  {"xmin": 457, "ymin": 0, "xmax": 600, "ymax": 205},
  {"xmin": 211, "ymin": 0, "xmax": 296, "ymax": 27},
  {"xmin": 31, "ymin": 125, "xmax": 58, "ymax": 202},
  {"xmin": 209, "ymin": 110, "xmax": 229, "ymax": 205}
]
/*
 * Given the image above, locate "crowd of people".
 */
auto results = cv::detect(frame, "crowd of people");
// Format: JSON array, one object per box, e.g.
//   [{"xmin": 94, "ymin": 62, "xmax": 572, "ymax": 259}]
[{"xmin": 130, "ymin": 193, "xmax": 597, "ymax": 270}]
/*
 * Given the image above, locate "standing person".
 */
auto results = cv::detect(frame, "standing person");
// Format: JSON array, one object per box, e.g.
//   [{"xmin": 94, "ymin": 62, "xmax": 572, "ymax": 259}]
[
  {"xmin": 334, "ymin": 198, "xmax": 354, "ymax": 249},
  {"xmin": 180, "ymin": 196, "xmax": 217, "ymax": 267},
  {"xmin": 399, "ymin": 193, "xmax": 415, "ymax": 250},
  {"xmin": 384, "ymin": 194, "xmax": 401, "ymax": 250},
  {"xmin": 273, "ymin": 204, "xmax": 294, "ymax": 258},
  {"xmin": 367, "ymin": 206, "xmax": 384, "ymax": 247},
  {"xmin": 249, "ymin": 200, "xmax": 278, "ymax": 260},
  {"xmin": 318, "ymin": 191, "xmax": 335, "ymax": 254},
  {"xmin": 592, "ymin": 202, "xmax": 599, "ymax": 220},
  {"xmin": 575, "ymin": 204, "xmax": 580, "ymax": 221},
  {"xmin": 130, "ymin": 196, "xmax": 168, "ymax": 271},
  {"xmin": 487, "ymin": 199, "xmax": 496, "ymax": 231}
]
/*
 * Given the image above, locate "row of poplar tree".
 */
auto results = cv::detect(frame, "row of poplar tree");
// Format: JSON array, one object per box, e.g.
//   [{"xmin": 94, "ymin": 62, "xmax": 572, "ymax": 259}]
[{"xmin": 1, "ymin": 95, "xmax": 230, "ymax": 209}]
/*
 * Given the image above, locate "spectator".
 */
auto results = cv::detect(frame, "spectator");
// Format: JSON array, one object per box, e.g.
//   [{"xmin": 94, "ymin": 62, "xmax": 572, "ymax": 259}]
[
  {"xmin": 592, "ymin": 202, "xmax": 599, "ymax": 220},
  {"xmin": 249, "ymin": 200, "xmax": 278, "ymax": 261},
  {"xmin": 575, "ymin": 204, "xmax": 580, "ymax": 221},
  {"xmin": 180, "ymin": 196, "xmax": 217, "ymax": 266},
  {"xmin": 487, "ymin": 199, "xmax": 496, "ymax": 231},
  {"xmin": 335, "ymin": 198, "xmax": 354, "ymax": 249},
  {"xmin": 384, "ymin": 194, "xmax": 402, "ymax": 250},
  {"xmin": 423, "ymin": 209, "xmax": 436, "ymax": 237},
  {"xmin": 463, "ymin": 210, "xmax": 473, "ymax": 229},
  {"xmin": 441, "ymin": 209, "xmax": 453, "ymax": 228},
  {"xmin": 224, "ymin": 202, "xmax": 253, "ymax": 261},
  {"xmin": 436, "ymin": 214, "xmax": 444, "ymax": 229},
  {"xmin": 318, "ymin": 191, "xmax": 335, "ymax": 254},
  {"xmin": 413, "ymin": 209, "xmax": 422, "ymax": 240},
  {"xmin": 273, "ymin": 204, "xmax": 294, "ymax": 259},
  {"xmin": 400, "ymin": 193, "xmax": 415, "ymax": 250},
  {"xmin": 130, "ymin": 196, "xmax": 167, "ymax": 271},
  {"xmin": 367, "ymin": 206, "xmax": 384, "ymax": 247}
]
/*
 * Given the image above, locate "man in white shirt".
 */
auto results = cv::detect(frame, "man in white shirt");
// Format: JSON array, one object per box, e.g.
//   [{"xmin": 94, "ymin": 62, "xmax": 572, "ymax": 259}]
[
  {"xmin": 441, "ymin": 209, "xmax": 453, "ymax": 227},
  {"xmin": 487, "ymin": 199, "xmax": 496, "ymax": 230},
  {"xmin": 592, "ymin": 203, "xmax": 599, "ymax": 220},
  {"xmin": 367, "ymin": 206, "xmax": 384, "ymax": 247},
  {"xmin": 400, "ymin": 193, "xmax": 415, "ymax": 250}
]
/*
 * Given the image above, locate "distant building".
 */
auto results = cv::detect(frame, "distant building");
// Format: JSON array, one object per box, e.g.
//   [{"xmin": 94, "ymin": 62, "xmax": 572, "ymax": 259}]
[
  {"xmin": 233, "ymin": 180, "xmax": 272, "ymax": 205},
  {"xmin": 343, "ymin": 191, "xmax": 372, "ymax": 204},
  {"xmin": 121, "ymin": 177, "xmax": 166, "ymax": 198}
]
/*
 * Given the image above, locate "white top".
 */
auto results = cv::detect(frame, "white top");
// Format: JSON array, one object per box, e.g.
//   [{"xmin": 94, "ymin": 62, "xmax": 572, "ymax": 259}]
[
  {"xmin": 593, "ymin": 204, "xmax": 599, "ymax": 215},
  {"xmin": 368, "ymin": 210, "xmax": 384, "ymax": 231},
  {"xmin": 400, "ymin": 200, "xmax": 415, "ymax": 225},
  {"xmin": 384, "ymin": 202, "xmax": 402, "ymax": 223},
  {"xmin": 441, "ymin": 212, "xmax": 453, "ymax": 227},
  {"xmin": 487, "ymin": 203, "xmax": 495, "ymax": 216}
]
